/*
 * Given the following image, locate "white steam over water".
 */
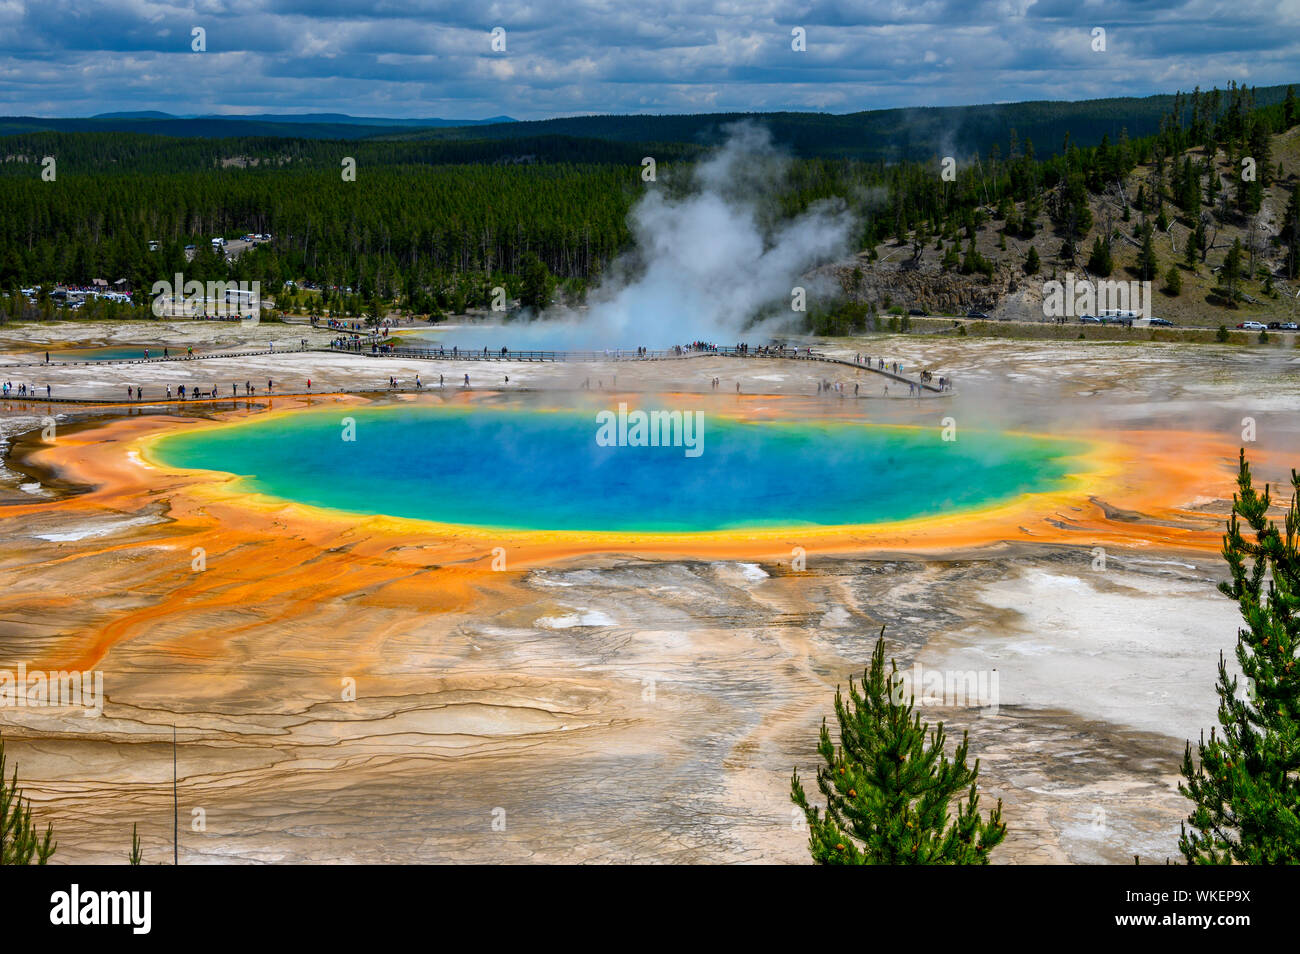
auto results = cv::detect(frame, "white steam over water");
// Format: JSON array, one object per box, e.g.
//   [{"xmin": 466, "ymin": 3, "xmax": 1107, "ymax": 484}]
[{"xmin": 539, "ymin": 123, "xmax": 856, "ymax": 349}]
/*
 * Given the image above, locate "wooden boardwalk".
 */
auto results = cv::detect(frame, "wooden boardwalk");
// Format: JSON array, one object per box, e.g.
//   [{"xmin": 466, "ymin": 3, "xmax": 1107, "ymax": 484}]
[
  {"xmin": 0, "ymin": 342, "xmax": 947, "ymax": 402},
  {"xmin": 332, "ymin": 343, "xmax": 945, "ymax": 392}
]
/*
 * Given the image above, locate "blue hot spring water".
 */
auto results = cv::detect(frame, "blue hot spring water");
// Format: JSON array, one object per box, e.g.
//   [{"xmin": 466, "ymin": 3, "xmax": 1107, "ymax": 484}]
[{"xmin": 151, "ymin": 404, "xmax": 1088, "ymax": 533}]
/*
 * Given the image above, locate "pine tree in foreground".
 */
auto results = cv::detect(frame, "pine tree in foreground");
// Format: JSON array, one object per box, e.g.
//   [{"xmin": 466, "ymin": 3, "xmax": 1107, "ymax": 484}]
[
  {"xmin": 791, "ymin": 629, "xmax": 1006, "ymax": 864},
  {"xmin": 0, "ymin": 735, "xmax": 56, "ymax": 864},
  {"xmin": 1180, "ymin": 451, "xmax": 1300, "ymax": 864}
]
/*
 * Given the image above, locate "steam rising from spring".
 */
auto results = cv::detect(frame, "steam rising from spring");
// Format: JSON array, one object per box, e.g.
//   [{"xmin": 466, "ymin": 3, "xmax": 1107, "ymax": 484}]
[{"xmin": 545, "ymin": 123, "xmax": 856, "ymax": 348}]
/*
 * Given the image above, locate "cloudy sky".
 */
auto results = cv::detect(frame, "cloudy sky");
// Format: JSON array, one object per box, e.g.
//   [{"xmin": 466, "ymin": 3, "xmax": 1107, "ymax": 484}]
[{"xmin": 1, "ymin": 0, "xmax": 1296, "ymax": 119}]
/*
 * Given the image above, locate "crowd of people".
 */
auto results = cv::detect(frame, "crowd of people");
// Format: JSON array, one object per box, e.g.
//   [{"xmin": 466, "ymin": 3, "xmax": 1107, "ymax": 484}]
[{"xmin": 2, "ymin": 381, "xmax": 48, "ymax": 398}]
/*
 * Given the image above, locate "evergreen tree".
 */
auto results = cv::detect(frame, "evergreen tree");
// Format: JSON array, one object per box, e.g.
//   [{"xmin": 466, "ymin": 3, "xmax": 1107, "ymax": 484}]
[
  {"xmin": 1185, "ymin": 224, "xmax": 1200, "ymax": 269},
  {"xmin": 1248, "ymin": 121, "xmax": 1272, "ymax": 187},
  {"xmin": 791, "ymin": 631, "xmax": 1006, "ymax": 865},
  {"xmin": 1178, "ymin": 157, "xmax": 1201, "ymax": 213},
  {"xmin": 130, "ymin": 823, "xmax": 143, "ymax": 865},
  {"xmin": 1236, "ymin": 159, "xmax": 1263, "ymax": 216},
  {"xmin": 366, "ymin": 291, "xmax": 385, "ymax": 328},
  {"xmin": 1282, "ymin": 183, "xmax": 1300, "ymax": 280},
  {"xmin": 1164, "ymin": 265, "xmax": 1182, "ymax": 296},
  {"xmin": 1180, "ymin": 452, "xmax": 1300, "ymax": 864},
  {"xmin": 960, "ymin": 239, "xmax": 988, "ymax": 276},
  {"xmin": 1023, "ymin": 245, "xmax": 1040, "ymax": 275},
  {"xmin": 1088, "ymin": 236, "xmax": 1113, "ymax": 276},
  {"xmin": 520, "ymin": 252, "xmax": 554, "ymax": 311},
  {"xmin": 940, "ymin": 244, "xmax": 960, "ymax": 272},
  {"xmin": 0, "ymin": 736, "xmax": 56, "ymax": 864},
  {"xmin": 1222, "ymin": 238, "xmax": 1243, "ymax": 299},
  {"xmin": 1138, "ymin": 224, "xmax": 1159, "ymax": 281}
]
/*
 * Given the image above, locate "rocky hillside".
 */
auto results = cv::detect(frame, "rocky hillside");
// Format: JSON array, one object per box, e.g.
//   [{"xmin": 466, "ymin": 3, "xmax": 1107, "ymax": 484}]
[{"xmin": 829, "ymin": 125, "xmax": 1300, "ymax": 328}]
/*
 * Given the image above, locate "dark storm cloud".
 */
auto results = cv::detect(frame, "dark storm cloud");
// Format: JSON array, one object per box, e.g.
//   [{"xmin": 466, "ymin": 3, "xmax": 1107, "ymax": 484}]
[{"xmin": 0, "ymin": 0, "xmax": 1293, "ymax": 118}]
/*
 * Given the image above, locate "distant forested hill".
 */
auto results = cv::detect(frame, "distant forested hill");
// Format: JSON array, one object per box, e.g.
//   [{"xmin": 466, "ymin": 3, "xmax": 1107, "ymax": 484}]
[
  {"xmin": 4, "ymin": 84, "xmax": 1296, "ymax": 161},
  {"xmin": 0, "ymin": 116, "xmax": 404, "ymax": 140},
  {"xmin": 0, "ymin": 132, "xmax": 701, "ymax": 176},
  {"xmin": 376, "ymin": 84, "xmax": 1300, "ymax": 161}
]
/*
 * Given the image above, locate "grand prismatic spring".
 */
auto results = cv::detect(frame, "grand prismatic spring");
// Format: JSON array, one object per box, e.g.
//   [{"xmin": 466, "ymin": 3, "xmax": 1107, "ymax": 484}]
[{"xmin": 147, "ymin": 404, "xmax": 1093, "ymax": 534}]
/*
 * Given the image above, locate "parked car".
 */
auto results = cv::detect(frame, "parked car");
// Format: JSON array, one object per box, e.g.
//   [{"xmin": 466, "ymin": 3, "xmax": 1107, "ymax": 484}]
[
  {"xmin": 1148, "ymin": 317, "xmax": 1174, "ymax": 326},
  {"xmin": 1282, "ymin": 322, "xmax": 1299, "ymax": 331},
  {"xmin": 966, "ymin": 311, "xmax": 991, "ymax": 320},
  {"xmin": 1079, "ymin": 315, "xmax": 1101, "ymax": 324},
  {"xmin": 908, "ymin": 308, "xmax": 928, "ymax": 317},
  {"xmin": 1237, "ymin": 321, "xmax": 1267, "ymax": 331}
]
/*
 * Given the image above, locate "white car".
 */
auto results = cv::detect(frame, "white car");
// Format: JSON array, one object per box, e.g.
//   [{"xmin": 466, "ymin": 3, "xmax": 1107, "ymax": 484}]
[{"xmin": 1237, "ymin": 321, "xmax": 1267, "ymax": 331}]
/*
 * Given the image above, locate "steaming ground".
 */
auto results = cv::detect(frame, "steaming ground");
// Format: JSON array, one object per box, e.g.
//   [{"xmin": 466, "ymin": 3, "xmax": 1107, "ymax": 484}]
[{"xmin": 0, "ymin": 320, "xmax": 1297, "ymax": 864}]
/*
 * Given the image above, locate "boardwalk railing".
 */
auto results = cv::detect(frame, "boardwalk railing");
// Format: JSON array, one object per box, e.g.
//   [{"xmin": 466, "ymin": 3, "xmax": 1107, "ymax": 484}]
[
  {"xmin": 0, "ymin": 347, "xmax": 307, "ymax": 370},
  {"xmin": 330, "ymin": 343, "xmax": 823, "ymax": 362},
  {"xmin": 330, "ymin": 344, "xmax": 690, "ymax": 362},
  {"xmin": 330, "ymin": 342, "xmax": 948, "ymax": 391}
]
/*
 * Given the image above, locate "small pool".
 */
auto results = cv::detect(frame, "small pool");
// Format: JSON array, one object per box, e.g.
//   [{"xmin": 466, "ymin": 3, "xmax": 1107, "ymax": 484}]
[{"xmin": 36, "ymin": 345, "xmax": 197, "ymax": 363}]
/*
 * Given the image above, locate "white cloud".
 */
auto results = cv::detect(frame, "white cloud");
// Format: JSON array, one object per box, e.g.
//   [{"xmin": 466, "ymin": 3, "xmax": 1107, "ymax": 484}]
[{"xmin": 0, "ymin": 0, "xmax": 1293, "ymax": 117}]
